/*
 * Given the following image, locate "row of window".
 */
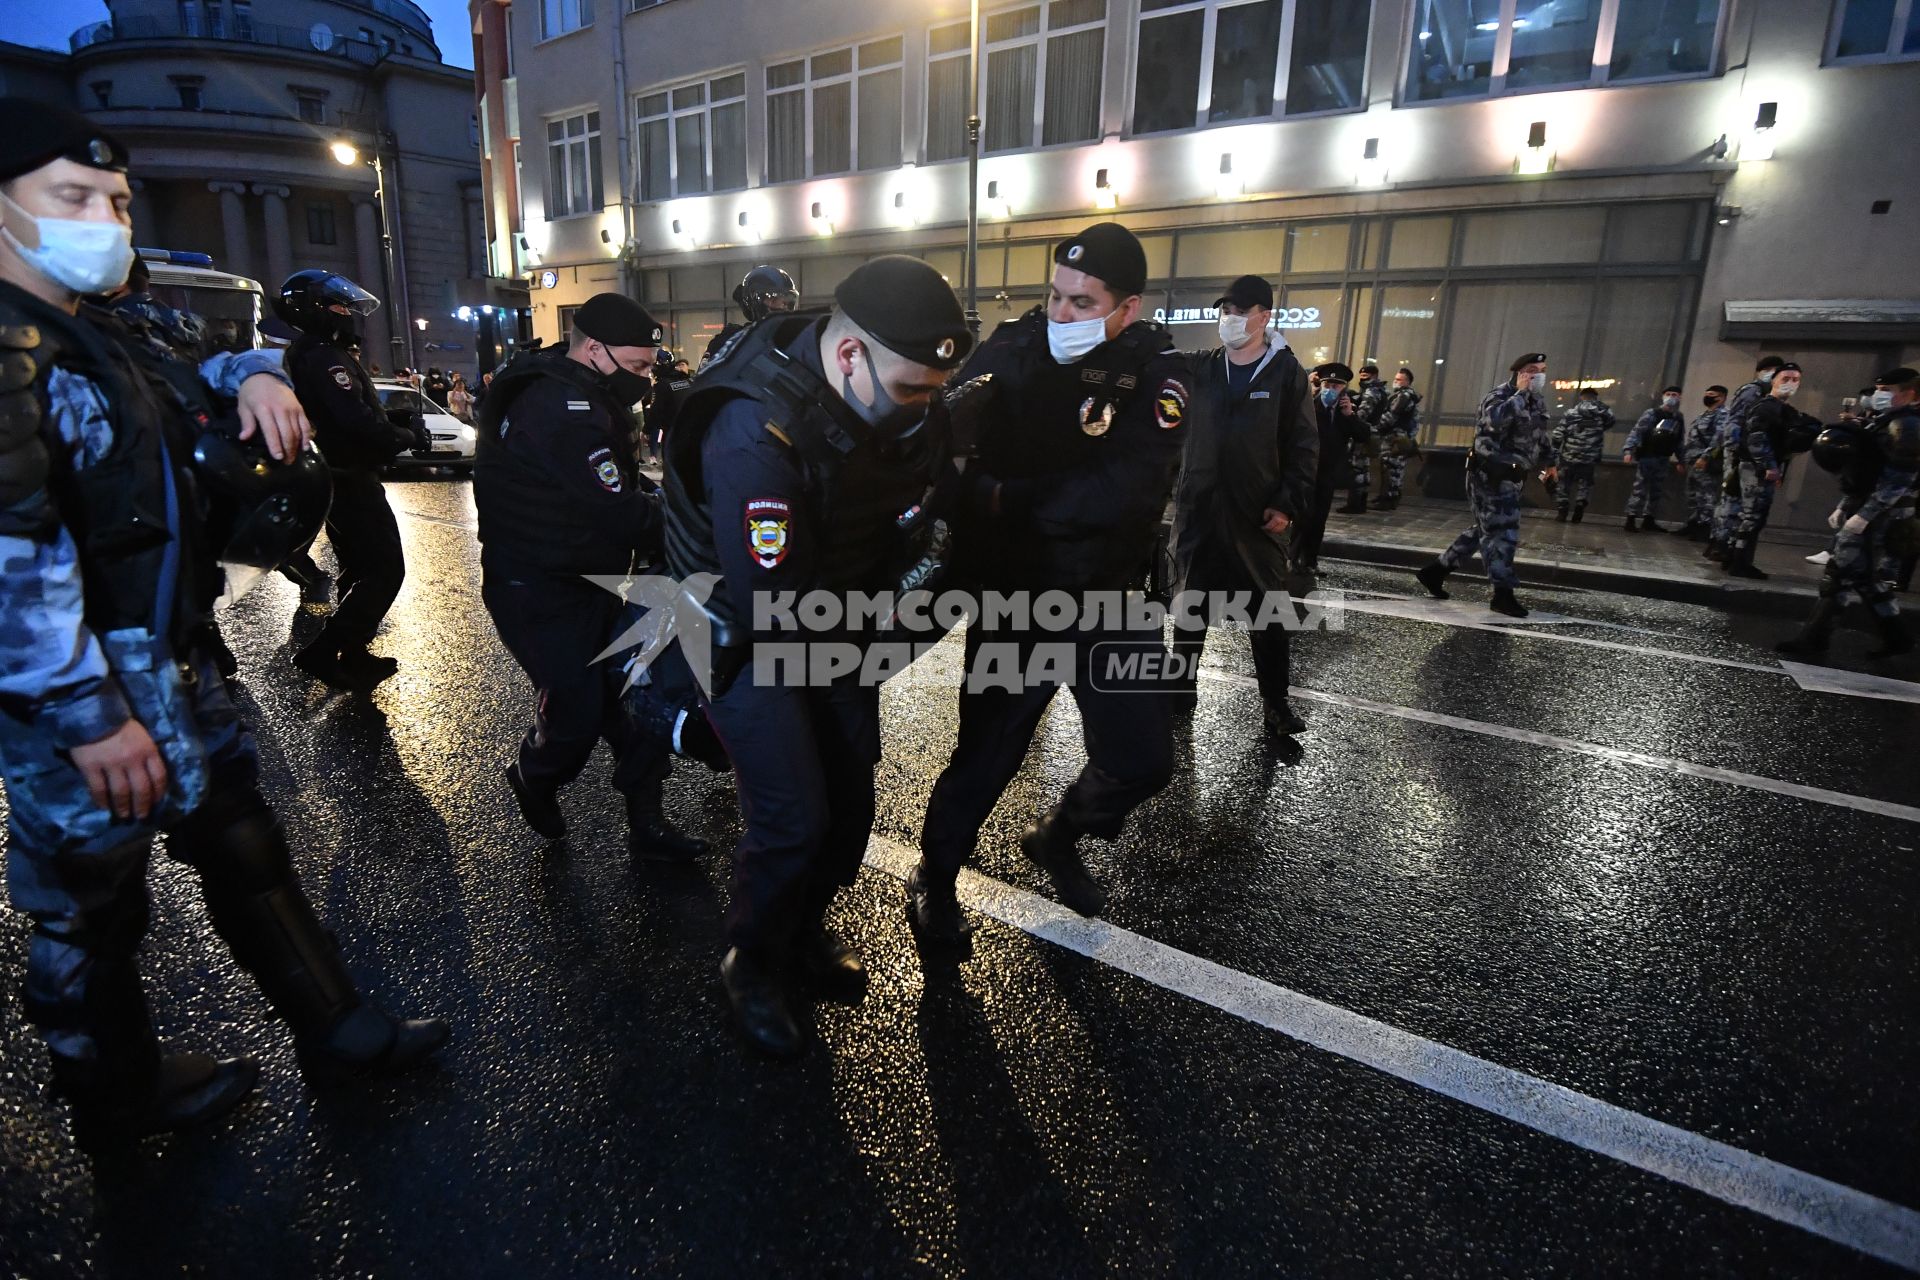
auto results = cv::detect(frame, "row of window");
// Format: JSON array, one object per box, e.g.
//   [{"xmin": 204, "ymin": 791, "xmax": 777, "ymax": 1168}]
[{"xmin": 101, "ymin": 74, "xmax": 338, "ymax": 123}]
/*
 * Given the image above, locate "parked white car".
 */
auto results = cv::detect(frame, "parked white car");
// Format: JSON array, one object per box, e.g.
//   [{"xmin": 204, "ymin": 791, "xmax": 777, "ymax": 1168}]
[{"xmin": 374, "ymin": 381, "xmax": 476, "ymax": 471}]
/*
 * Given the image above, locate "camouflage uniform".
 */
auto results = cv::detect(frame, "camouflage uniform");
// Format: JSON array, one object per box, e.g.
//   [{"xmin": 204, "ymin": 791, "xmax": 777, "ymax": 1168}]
[
  {"xmin": 1682, "ymin": 403, "xmax": 1725, "ymax": 527},
  {"xmin": 1825, "ymin": 411, "xmax": 1920, "ymax": 618},
  {"xmin": 1436, "ymin": 379, "xmax": 1549, "ymax": 588},
  {"xmin": 1549, "ymin": 396, "xmax": 1612, "ymax": 516},
  {"xmin": 1709, "ymin": 377, "xmax": 1771, "ymax": 552},
  {"xmin": 1376, "ymin": 386, "xmax": 1421, "ymax": 504},
  {"xmin": 1623, "ymin": 404, "xmax": 1685, "ymax": 519},
  {"xmin": 1344, "ymin": 379, "xmax": 1388, "ymax": 507}
]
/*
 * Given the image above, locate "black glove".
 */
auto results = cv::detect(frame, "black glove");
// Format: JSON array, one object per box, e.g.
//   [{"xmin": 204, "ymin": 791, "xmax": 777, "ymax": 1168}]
[{"xmin": 934, "ymin": 373, "xmax": 996, "ymax": 458}]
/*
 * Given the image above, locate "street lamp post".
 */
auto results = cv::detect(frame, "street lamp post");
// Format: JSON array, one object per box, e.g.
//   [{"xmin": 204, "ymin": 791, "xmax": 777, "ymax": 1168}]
[
  {"xmin": 331, "ymin": 136, "xmax": 413, "ymax": 369},
  {"xmin": 964, "ymin": 0, "xmax": 981, "ymax": 335}
]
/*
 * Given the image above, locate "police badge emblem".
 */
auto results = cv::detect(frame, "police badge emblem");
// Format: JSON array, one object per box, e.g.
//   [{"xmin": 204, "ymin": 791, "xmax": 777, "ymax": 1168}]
[
  {"xmin": 1080, "ymin": 397, "xmax": 1115, "ymax": 437},
  {"xmin": 744, "ymin": 497, "xmax": 791, "ymax": 569}
]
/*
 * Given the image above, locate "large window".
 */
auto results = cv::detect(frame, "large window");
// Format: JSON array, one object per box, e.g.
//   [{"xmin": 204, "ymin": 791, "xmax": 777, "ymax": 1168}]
[
  {"xmin": 540, "ymin": 0, "xmax": 591, "ymax": 40},
  {"xmin": 1407, "ymin": 0, "xmax": 1723, "ymax": 101},
  {"xmin": 926, "ymin": 2, "xmax": 1104, "ymax": 158},
  {"xmin": 767, "ymin": 38, "xmax": 903, "ymax": 182},
  {"xmin": 637, "ymin": 74, "xmax": 747, "ymax": 201},
  {"xmin": 545, "ymin": 110, "xmax": 603, "ymax": 218},
  {"xmin": 1134, "ymin": 0, "xmax": 1368, "ymax": 134},
  {"xmin": 1827, "ymin": 0, "xmax": 1920, "ymax": 61}
]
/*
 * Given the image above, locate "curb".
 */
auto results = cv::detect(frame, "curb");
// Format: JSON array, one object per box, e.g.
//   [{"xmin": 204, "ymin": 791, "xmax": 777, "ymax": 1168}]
[{"xmin": 1318, "ymin": 535, "xmax": 1822, "ymax": 612}]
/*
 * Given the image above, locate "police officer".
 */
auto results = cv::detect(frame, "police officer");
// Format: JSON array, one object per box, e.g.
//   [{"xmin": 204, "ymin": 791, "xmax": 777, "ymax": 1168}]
[
  {"xmin": 1726, "ymin": 361, "xmax": 1820, "ymax": 580},
  {"xmin": 908, "ymin": 221, "xmax": 1189, "ymax": 947},
  {"xmin": 1549, "ymin": 386, "xmax": 1612, "ymax": 522},
  {"xmin": 1372, "ymin": 367, "xmax": 1421, "ymax": 510},
  {"xmin": 700, "ymin": 263, "xmax": 799, "ymax": 367},
  {"xmin": 664, "ymin": 256, "xmax": 970, "ymax": 1057},
  {"xmin": 474, "ymin": 292, "xmax": 706, "ymax": 861},
  {"xmin": 1778, "ymin": 368, "xmax": 1920, "ymax": 658},
  {"xmin": 0, "ymin": 101, "xmax": 447, "ymax": 1141},
  {"xmin": 1706, "ymin": 355, "xmax": 1785, "ymax": 562},
  {"xmin": 1167, "ymin": 273, "xmax": 1317, "ymax": 737},
  {"xmin": 1416, "ymin": 353, "xmax": 1554, "ymax": 617},
  {"xmin": 1622, "ymin": 386, "xmax": 1686, "ymax": 532},
  {"xmin": 1678, "ymin": 385, "xmax": 1727, "ymax": 539},
  {"xmin": 278, "ymin": 268, "xmax": 423, "ymax": 690},
  {"xmin": 1338, "ymin": 362, "xmax": 1385, "ymax": 514},
  {"xmin": 1292, "ymin": 362, "xmax": 1357, "ymax": 574}
]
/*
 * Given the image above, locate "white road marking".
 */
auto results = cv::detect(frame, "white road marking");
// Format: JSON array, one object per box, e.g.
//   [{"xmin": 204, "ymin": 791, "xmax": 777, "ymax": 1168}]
[
  {"xmin": 1199, "ymin": 671, "xmax": 1920, "ymax": 825},
  {"xmin": 863, "ymin": 836, "xmax": 1920, "ymax": 1272},
  {"xmin": 1779, "ymin": 661, "xmax": 1920, "ymax": 706}
]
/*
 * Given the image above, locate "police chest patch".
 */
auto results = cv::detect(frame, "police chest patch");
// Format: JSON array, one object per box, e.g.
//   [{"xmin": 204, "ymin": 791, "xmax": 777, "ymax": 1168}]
[
  {"xmin": 588, "ymin": 446, "xmax": 623, "ymax": 493},
  {"xmin": 1079, "ymin": 397, "xmax": 1115, "ymax": 437},
  {"xmin": 1155, "ymin": 379, "xmax": 1187, "ymax": 430},
  {"xmin": 744, "ymin": 497, "xmax": 791, "ymax": 569},
  {"xmin": 329, "ymin": 365, "xmax": 352, "ymax": 389}
]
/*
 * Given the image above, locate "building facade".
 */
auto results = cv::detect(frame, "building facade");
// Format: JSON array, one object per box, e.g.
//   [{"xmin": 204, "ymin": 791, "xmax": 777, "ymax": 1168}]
[
  {"xmin": 474, "ymin": 0, "xmax": 1920, "ymax": 522},
  {"xmin": 1, "ymin": 0, "xmax": 528, "ymax": 377}
]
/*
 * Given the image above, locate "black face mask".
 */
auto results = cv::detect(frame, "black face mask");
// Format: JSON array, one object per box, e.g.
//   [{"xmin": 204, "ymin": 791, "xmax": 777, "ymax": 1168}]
[
  {"xmin": 592, "ymin": 346, "xmax": 653, "ymax": 407},
  {"xmin": 839, "ymin": 343, "xmax": 925, "ymax": 437},
  {"xmin": 1703, "ymin": 396, "xmax": 1722, "ymax": 408}
]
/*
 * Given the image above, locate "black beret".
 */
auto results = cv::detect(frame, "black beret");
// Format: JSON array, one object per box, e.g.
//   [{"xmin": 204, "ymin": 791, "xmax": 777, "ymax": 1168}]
[
  {"xmin": 1876, "ymin": 367, "xmax": 1919, "ymax": 385},
  {"xmin": 1662, "ymin": 385, "xmax": 1683, "ymax": 394},
  {"xmin": 1315, "ymin": 362, "xmax": 1355, "ymax": 383},
  {"xmin": 573, "ymin": 292, "xmax": 662, "ymax": 347},
  {"xmin": 1054, "ymin": 222, "xmax": 1148, "ymax": 298},
  {"xmin": 0, "ymin": 97, "xmax": 129, "ymax": 183},
  {"xmin": 835, "ymin": 255, "xmax": 972, "ymax": 371},
  {"xmin": 1213, "ymin": 274, "xmax": 1272, "ymax": 312},
  {"xmin": 1358, "ymin": 362, "xmax": 1380, "ymax": 375},
  {"xmin": 1509, "ymin": 352, "xmax": 1547, "ymax": 372}
]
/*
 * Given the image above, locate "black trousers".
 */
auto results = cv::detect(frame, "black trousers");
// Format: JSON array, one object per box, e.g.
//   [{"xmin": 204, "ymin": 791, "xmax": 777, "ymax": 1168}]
[
  {"xmin": 1291, "ymin": 474, "xmax": 1339, "ymax": 570},
  {"xmin": 318, "ymin": 469, "xmax": 404, "ymax": 650},
  {"xmin": 705, "ymin": 659, "xmax": 880, "ymax": 955},
  {"xmin": 1170, "ymin": 535, "xmax": 1292, "ymax": 706},
  {"xmin": 919, "ymin": 616, "xmax": 1175, "ymax": 880},
  {"xmin": 482, "ymin": 564, "xmax": 667, "ymax": 802}
]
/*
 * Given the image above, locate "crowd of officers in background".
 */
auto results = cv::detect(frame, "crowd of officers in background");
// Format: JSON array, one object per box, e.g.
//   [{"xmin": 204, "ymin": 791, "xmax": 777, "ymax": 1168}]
[{"xmin": 6, "ymin": 89, "xmax": 1918, "ymax": 1144}]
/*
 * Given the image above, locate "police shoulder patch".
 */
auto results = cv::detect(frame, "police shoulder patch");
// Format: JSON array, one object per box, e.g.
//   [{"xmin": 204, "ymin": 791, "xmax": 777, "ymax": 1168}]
[
  {"xmin": 1155, "ymin": 378, "xmax": 1188, "ymax": 430},
  {"xmin": 588, "ymin": 445, "xmax": 623, "ymax": 493},
  {"xmin": 744, "ymin": 497, "xmax": 791, "ymax": 569},
  {"xmin": 329, "ymin": 365, "xmax": 352, "ymax": 389}
]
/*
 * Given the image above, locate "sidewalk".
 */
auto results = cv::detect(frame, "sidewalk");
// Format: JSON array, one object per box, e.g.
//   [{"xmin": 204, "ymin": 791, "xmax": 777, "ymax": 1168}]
[{"xmin": 1319, "ymin": 499, "xmax": 1831, "ymax": 610}]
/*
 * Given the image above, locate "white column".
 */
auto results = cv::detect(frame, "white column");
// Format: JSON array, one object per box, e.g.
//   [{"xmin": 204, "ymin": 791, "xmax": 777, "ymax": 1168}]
[
  {"xmin": 208, "ymin": 181, "xmax": 251, "ymax": 277},
  {"xmin": 253, "ymin": 183, "xmax": 293, "ymax": 288},
  {"xmin": 350, "ymin": 194, "xmax": 391, "ymax": 369}
]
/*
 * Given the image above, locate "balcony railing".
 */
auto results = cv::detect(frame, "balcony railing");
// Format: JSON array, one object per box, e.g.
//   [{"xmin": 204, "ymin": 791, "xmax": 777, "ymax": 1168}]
[{"xmin": 72, "ymin": 15, "xmax": 386, "ymax": 64}]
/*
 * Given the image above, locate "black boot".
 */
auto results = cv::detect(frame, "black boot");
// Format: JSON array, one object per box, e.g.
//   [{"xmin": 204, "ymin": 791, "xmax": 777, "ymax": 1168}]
[
  {"xmin": 293, "ymin": 637, "xmax": 381, "ymax": 692},
  {"xmin": 1490, "ymin": 586, "xmax": 1529, "ymax": 618},
  {"xmin": 1556, "ymin": 504, "xmax": 1569, "ymax": 522},
  {"xmin": 1019, "ymin": 808, "xmax": 1107, "ymax": 917},
  {"xmin": 337, "ymin": 646, "xmax": 399, "ymax": 688},
  {"xmin": 626, "ymin": 792, "xmax": 709, "ymax": 863},
  {"xmin": 905, "ymin": 862, "xmax": 975, "ymax": 964},
  {"xmin": 719, "ymin": 947, "xmax": 804, "ymax": 1060},
  {"xmin": 184, "ymin": 810, "xmax": 449, "ymax": 1083},
  {"xmin": 506, "ymin": 764, "xmax": 567, "ymax": 839},
  {"xmin": 794, "ymin": 925, "xmax": 868, "ymax": 1004},
  {"xmin": 1775, "ymin": 598, "xmax": 1841, "ymax": 657},
  {"xmin": 1624, "ymin": 516, "xmax": 1640, "ymax": 532},
  {"xmin": 1571, "ymin": 503, "xmax": 1586, "ymax": 523},
  {"xmin": 1264, "ymin": 701, "xmax": 1306, "ymax": 738},
  {"xmin": 1868, "ymin": 611, "xmax": 1914, "ymax": 659},
  {"xmin": 1703, "ymin": 539, "xmax": 1726, "ymax": 561},
  {"xmin": 1415, "ymin": 561, "xmax": 1451, "ymax": 600},
  {"xmin": 52, "ymin": 1051, "xmax": 259, "ymax": 1144},
  {"xmin": 1725, "ymin": 540, "xmax": 1768, "ymax": 580}
]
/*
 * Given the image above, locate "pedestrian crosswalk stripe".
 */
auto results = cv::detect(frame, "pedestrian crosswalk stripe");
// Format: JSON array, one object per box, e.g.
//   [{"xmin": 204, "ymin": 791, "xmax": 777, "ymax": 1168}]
[
  {"xmin": 863, "ymin": 836, "xmax": 1920, "ymax": 1272},
  {"xmin": 1204, "ymin": 672, "xmax": 1920, "ymax": 825}
]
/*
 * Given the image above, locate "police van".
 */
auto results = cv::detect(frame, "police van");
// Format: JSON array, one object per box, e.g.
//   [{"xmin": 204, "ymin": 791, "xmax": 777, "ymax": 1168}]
[{"xmin": 135, "ymin": 247, "xmax": 266, "ymax": 351}]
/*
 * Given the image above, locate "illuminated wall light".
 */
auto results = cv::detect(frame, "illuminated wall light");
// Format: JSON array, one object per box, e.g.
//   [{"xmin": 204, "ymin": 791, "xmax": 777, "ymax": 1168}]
[
  {"xmin": 808, "ymin": 200, "xmax": 835, "ymax": 236},
  {"xmin": 669, "ymin": 217, "xmax": 696, "ymax": 251},
  {"xmin": 414, "ymin": 316, "xmax": 429, "ymax": 331},
  {"xmin": 984, "ymin": 178, "xmax": 1011, "ymax": 220},
  {"xmin": 1094, "ymin": 167, "xmax": 1117, "ymax": 211},
  {"xmin": 1517, "ymin": 120, "xmax": 1553, "ymax": 176},
  {"xmin": 737, "ymin": 209, "xmax": 763, "ymax": 242},
  {"xmin": 1356, "ymin": 135, "xmax": 1386, "ymax": 186},
  {"xmin": 1747, "ymin": 101, "xmax": 1778, "ymax": 160},
  {"xmin": 1215, "ymin": 153, "xmax": 1241, "ymax": 200}
]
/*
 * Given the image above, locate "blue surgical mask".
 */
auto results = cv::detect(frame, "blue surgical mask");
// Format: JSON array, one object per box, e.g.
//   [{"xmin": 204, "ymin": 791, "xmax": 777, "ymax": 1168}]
[
  {"xmin": 1871, "ymin": 389, "xmax": 1895, "ymax": 412},
  {"xmin": 1047, "ymin": 306, "xmax": 1119, "ymax": 364},
  {"xmin": 1319, "ymin": 387, "xmax": 1341, "ymax": 408},
  {"xmin": 1, "ymin": 191, "xmax": 135, "ymax": 296}
]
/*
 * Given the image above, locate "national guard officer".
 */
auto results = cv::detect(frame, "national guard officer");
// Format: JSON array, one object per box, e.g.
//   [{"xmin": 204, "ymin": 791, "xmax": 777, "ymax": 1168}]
[
  {"xmin": 1416, "ymin": 353, "xmax": 1554, "ymax": 617},
  {"xmin": 663, "ymin": 256, "xmax": 971, "ymax": 1058},
  {"xmin": 0, "ymin": 101, "xmax": 447, "ymax": 1141},
  {"xmin": 1725, "ymin": 361, "xmax": 1821, "ymax": 580},
  {"xmin": 1678, "ymin": 385, "xmax": 1727, "ymax": 540},
  {"xmin": 1778, "ymin": 367, "xmax": 1919, "ymax": 658},
  {"xmin": 1338, "ymin": 362, "xmax": 1385, "ymax": 514},
  {"xmin": 278, "ymin": 268, "xmax": 424, "ymax": 690},
  {"xmin": 474, "ymin": 292, "xmax": 707, "ymax": 862},
  {"xmin": 1622, "ymin": 386, "xmax": 1686, "ymax": 532},
  {"xmin": 700, "ymin": 263, "xmax": 799, "ymax": 367},
  {"xmin": 1549, "ymin": 386, "xmax": 1612, "ymax": 522},
  {"xmin": 907, "ymin": 221, "xmax": 1188, "ymax": 947},
  {"xmin": 1372, "ymin": 367, "xmax": 1421, "ymax": 510},
  {"xmin": 1706, "ymin": 355, "xmax": 1785, "ymax": 562}
]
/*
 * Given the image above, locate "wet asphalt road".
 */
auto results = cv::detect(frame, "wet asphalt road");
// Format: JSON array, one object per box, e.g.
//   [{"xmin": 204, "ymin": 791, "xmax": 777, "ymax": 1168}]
[{"xmin": 2, "ymin": 476, "xmax": 1916, "ymax": 1279}]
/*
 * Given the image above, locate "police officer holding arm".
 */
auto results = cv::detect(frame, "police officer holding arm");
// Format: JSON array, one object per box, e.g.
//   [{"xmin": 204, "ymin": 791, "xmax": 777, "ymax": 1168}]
[
  {"xmin": 664, "ymin": 256, "xmax": 970, "ymax": 1058},
  {"xmin": 474, "ymin": 292, "xmax": 707, "ymax": 861},
  {"xmin": 278, "ymin": 268, "xmax": 423, "ymax": 690},
  {"xmin": 0, "ymin": 101, "xmax": 447, "ymax": 1141}
]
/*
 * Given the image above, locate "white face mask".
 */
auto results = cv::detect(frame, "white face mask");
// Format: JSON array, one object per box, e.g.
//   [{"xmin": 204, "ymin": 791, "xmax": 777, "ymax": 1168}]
[
  {"xmin": 1217, "ymin": 313, "xmax": 1254, "ymax": 350},
  {"xmin": 1773, "ymin": 380, "xmax": 1799, "ymax": 399},
  {"xmin": 1871, "ymin": 389, "xmax": 1895, "ymax": 412},
  {"xmin": 1526, "ymin": 372, "xmax": 1547, "ymax": 392},
  {"xmin": 1, "ymin": 192, "xmax": 135, "ymax": 296},
  {"xmin": 1048, "ymin": 306, "xmax": 1119, "ymax": 364}
]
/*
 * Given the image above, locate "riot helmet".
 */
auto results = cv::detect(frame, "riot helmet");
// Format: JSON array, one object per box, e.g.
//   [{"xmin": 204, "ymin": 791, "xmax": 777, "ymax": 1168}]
[
  {"xmin": 273, "ymin": 269, "xmax": 379, "ymax": 342},
  {"xmin": 192, "ymin": 430, "xmax": 333, "ymax": 573},
  {"xmin": 732, "ymin": 265, "xmax": 798, "ymax": 323}
]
